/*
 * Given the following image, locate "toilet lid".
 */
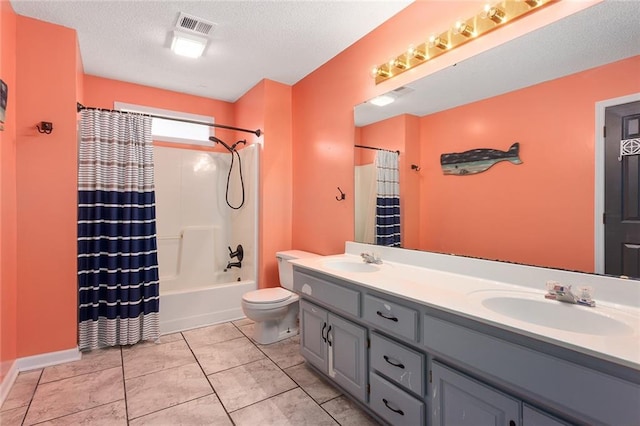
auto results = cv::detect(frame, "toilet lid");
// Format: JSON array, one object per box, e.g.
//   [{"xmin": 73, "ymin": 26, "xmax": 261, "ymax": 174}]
[{"xmin": 243, "ymin": 287, "xmax": 292, "ymax": 304}]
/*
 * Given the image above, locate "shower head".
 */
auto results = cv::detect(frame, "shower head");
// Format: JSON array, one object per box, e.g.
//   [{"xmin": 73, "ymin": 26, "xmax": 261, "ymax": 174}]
[{"xmin": 209, "ymin": 136, "xmax": 233, "ymax": 152}]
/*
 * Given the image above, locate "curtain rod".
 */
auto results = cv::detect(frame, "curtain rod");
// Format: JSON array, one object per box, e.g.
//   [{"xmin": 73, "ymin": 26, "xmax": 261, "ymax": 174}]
[
  {"xmin": 355, "ymin": 144, "xmax": 400, "ymax": 155},
  {"xmin": 76, "ymin": 103, "xmax": 262, "ymax": 137}
]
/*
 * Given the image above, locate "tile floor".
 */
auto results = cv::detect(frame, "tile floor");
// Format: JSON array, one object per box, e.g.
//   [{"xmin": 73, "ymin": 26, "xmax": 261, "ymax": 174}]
[{"xmin": 0, "ymin": 318, "xmax": 380, "ymax": 426}]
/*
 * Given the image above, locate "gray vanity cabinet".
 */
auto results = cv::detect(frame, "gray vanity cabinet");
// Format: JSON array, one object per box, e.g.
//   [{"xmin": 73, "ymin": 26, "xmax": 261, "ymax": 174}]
[
  {"xmin": 431, "ymin": 361, "xmax": 520, "ymax": 426},
  {"xmin": 522, "ymin": 404, "xmax": 570, "ymax": 426},
  {"xmin": 299, "ymin": 299, "xmax": 368, "ymax": 403}
]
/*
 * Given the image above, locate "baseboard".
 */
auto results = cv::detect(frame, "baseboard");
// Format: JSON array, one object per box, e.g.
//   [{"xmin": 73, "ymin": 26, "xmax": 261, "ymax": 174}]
[
  {"xmin": 0, "ymin": 361, "xmax": 19, "ymax": 407},
  {"xmin": 16, "ymin": 347, "xmax": 81, "ymax": 372}
]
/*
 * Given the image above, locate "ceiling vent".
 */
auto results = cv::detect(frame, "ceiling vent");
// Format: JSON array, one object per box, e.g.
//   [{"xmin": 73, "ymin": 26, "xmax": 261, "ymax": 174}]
[
  {"xmin": 391, "ymin": 86, "xmax": 414, "ymax": 97},
  {"xmin": 176, "ymin": 12, "xmax": 216, "ymax": 36}
]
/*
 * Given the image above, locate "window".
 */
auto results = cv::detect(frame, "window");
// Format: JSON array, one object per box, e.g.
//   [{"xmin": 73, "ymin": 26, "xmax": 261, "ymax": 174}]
[{"xmin": 114, "ymin": 102, "xmax": 214, "ymax": 146}]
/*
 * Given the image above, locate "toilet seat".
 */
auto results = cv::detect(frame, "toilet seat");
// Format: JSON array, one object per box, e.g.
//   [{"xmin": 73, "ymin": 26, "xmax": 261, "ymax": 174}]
[{"xmin": 243, "ymin": 287, "xmax": 292, "ymax": 304}]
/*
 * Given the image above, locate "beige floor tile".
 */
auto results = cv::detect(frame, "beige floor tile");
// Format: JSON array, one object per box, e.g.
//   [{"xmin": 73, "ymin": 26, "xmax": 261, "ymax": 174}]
[
  {"xmin": 208, "ymin": 358, "xmax": 297, "ymax": 412},
  {"xmin": 129, "ymin": 394, "xmax": 232, "ymax": 426},
  {"xmin": 232, "ymin": 317, "xmax": 254, "ymax": 327},
  {"xmin": 0, "ymin": 370, "xmax": 41, "ymax": 411},
  {"xmin": 191, "ymin": 336, "xmax": 265, "ymax": 375},
  {"xmin": 121, "ymin": 332, "xmax": 184, "ymax": 351},
  {"xmin": 23, "ymin": 366, "xmax": 123, "ymax": 425},
  {"xmin": 0, "ymin": 405, "xmax": 28, "ymax": 426},
  {"xmin": 122, "ymin": 339, "xmax": 196, "ymax": 379},
  {"xmin": 285, "ymin": 362, "xmax": 341, "ymax": 404},
  {"xmin": 125, "ymin": 362, "xmax": 212, "ymax": 420},
  {"xmin": 183, "ymin": 323, "xmax": 242, "ymax": 348},
  {"xmin": 36, "ymin": 400, "xmax": 127, "ymax": 426},
  {"xmin": 322, "ymin": 395, "xmax": 380, "ymax": 426},
  {"xmin": 237, "ymin": 323, "xmax": 256, "ymax": 341},
  {"xmin": 258, "ymin": 334, "xmax": 305, "ymax": 369},
  {"xmin": 40, "ymin": 347, "xmax": 121, "ymax": 384},
  {"xmin": 231, "ymin": 387, "xmax": 338, "ymax": 426}
]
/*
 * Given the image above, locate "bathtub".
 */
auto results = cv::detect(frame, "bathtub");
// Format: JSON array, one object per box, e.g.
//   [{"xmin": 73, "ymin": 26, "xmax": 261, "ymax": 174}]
[{"xmin": 160, "ymin": 278, "xmax": 256, "ymax": 334}]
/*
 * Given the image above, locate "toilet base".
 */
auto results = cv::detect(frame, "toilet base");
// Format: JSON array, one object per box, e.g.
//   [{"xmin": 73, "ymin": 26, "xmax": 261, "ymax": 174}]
[{"xmin": 251, "ymin": 303, "xmax": 299, "ymax": 345}]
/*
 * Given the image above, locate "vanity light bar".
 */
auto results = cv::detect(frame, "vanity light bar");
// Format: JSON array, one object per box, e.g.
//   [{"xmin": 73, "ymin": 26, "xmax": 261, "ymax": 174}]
[{"xmin": 371, "ymin": 0, "xmax": 555, "ymax": 84}]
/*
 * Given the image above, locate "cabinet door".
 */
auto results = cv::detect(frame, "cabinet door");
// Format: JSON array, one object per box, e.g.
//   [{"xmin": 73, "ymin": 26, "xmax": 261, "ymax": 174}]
[
  {"xmin": 432, "ymin": 361, "xmax": 520, "ymax": 426},
  {"xmin": 523, "ymin": 404, "xmax": 570, "ymax": 426},
  {"xmin": 328, "ymin": 313, "xmax": 368, "ymax": 402},
  {"xmin": 300, "ymin": 299, "xmax": 328, "ymax": 371}
]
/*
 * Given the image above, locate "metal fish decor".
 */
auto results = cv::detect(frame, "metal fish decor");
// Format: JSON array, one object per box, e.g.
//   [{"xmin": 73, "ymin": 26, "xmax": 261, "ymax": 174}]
[{"xmin": 440, "ymin": 142, "xmax": 522, "ymax": 175}]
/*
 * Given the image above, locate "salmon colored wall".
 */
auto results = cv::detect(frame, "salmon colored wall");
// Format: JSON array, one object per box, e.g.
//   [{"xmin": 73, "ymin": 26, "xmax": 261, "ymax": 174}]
[
  {"xmin": 291, "ymin": 0, "xmax": 599, "ymax": 255},
  {"xmin": 420, "ymin": 56, "xmax": 640, "ymax": 272},
  {"xmin": 356, "ymin": 114, "xmax": 421, "ymax": 248},
  {"xmin": 0, "ymin": 0, "xmax": 18, "ymax": 382},
  {"xmin": 15, "ymin": 16, "xmax": 79, "ymax": 357},
  {"xmin": 235, "ymin": 80, "xmax": 293, "ymax": 287}
]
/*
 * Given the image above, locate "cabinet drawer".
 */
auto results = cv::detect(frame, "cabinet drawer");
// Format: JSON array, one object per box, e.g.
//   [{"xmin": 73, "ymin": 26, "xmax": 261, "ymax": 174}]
[
  {"xmin": 363, "ymin": 294, "xmax": 418, "ymax": 341},
  {"xmin": 370, "ymin": 332, "xmax": 425, "ymax": 396},
  {"xmin": 293, "ymin": 270, "xmax": 360, "ymax": 316},
  {"xmin": 369, "ymin": 372, "xmax": 424, "ymax": 426}
]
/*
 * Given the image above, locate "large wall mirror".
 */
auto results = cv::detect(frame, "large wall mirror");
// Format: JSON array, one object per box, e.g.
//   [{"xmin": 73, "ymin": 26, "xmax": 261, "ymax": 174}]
[{"xmin": 354, "ymin": 1, "xmax": 640, "ymax": 276}]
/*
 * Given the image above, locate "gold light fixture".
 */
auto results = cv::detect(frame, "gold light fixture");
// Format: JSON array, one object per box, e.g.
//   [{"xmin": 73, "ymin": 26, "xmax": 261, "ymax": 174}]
[{"xmin": 370, "ymin": 0, "xmax": 555, "ymax": 84}]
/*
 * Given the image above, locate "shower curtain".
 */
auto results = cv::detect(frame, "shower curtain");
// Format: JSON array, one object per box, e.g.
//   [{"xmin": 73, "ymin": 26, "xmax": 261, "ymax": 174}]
[
  {"xmin": 77, "ymin": 109, "xmax": 160, "ymax": 350},
  {"xmin": 375, "ymin": 150, "xmax": 401, "ymax": 247}
]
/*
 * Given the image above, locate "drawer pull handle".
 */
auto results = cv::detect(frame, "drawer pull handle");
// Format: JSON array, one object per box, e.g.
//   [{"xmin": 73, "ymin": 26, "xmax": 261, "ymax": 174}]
[
  {"xmin": 327, "ymin": 325, "xmax": 333, "ymax": 347},
  {"xmin": 321, "ymin": 323, "xmax": 327, "ymax": 343},
  {"xmin": 382, "ymin": 398, "xmax": 404, "ymax": 416},
  {"xmin": 383, "ymin": 355, "xmax": 405, "ymax": 369},
  {"xmin": 376, "ymin": 311, "xmax": 399, "ymax": 322}
]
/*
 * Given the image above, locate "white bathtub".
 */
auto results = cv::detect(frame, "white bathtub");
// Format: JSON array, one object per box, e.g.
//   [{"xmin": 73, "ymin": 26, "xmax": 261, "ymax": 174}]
[{"xmin": 159, "ymin": 279, "xmax": 256, "ymax": 334}]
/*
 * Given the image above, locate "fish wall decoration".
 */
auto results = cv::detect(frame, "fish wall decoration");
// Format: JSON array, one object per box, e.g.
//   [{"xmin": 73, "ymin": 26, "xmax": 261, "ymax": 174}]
[{"xmin": 440, "ymin": 142, "xmax": 522, "ymax": 175}]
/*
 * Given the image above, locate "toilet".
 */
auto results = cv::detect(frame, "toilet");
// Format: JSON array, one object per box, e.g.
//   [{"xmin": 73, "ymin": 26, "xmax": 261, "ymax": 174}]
[{"xmin": 241, "ymin": 250, "xmax": 318, "ymax": 344}]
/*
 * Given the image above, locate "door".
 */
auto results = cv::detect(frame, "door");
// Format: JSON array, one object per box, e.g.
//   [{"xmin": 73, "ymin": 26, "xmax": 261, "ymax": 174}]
[
  {"xmin": 299, "ymin": 299, "xmax": 328, "ymax": 371},
  {"xmin": 605, "ymin": 101, "xmax": 640, "ymax": 277},
  {"xmin": 327, "ymin": 313, "xmax": 368, "ymax": 402},
  {"xmin": 523, "ymin": 404, "xmax": 570, "ymax": 426},
  {"xmin": 431, "ymin": 361, "xmax": 520, "ymax": 426}
]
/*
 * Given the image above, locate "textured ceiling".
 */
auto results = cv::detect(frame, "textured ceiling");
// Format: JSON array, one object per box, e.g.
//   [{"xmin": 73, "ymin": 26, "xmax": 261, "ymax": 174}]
[
  {"xmin": 10, "ymin": 0, "xmax": 411, "ymax": 102},
  {"xmin": 355, "ymin": 1, "xmax": 640, "ymax": 126}
]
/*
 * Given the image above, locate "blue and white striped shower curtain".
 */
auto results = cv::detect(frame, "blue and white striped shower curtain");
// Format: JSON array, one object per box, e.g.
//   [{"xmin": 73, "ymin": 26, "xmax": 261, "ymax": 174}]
[
  {"xmin": 77, "ymin": 109, "xmax": 160, "ymax": 350},
  {"xmin": 375, "ymin": 150, "xmax": 401, "ymax": 247}
]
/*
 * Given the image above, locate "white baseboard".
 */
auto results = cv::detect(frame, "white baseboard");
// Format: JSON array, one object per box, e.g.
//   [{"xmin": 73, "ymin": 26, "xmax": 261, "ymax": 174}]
[
  {"xmin": 16, "ymin": 347, "xmax": 81, "ymax": 372},
  {"xmin": 0, "ymin": 361, "xmax": 19, "ymax": 407}
]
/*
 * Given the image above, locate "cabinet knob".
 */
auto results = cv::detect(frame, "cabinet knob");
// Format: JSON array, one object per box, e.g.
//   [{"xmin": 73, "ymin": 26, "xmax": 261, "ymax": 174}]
[
  {"xmin": 509, "ymin": 421, "xmax": 516, "ymax": 426},
  {"xmin": 376, "ymin": 311, "xmax": 399, "ymax": 322},
  {"xmin": 382, "ymin": 398, "xmax": 404, "ymax": 416},
  {"xmin": 383, "ymin": 355, "xmax": 405, "ymax": 369}
]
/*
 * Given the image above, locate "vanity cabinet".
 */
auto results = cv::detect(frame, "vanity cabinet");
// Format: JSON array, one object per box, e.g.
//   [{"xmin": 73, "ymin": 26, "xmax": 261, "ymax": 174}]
[
  {"xmin": 293, "ymin": 265, "xmax": 639, "ymax": 426},
  {"xmin": 299, "ymin": 299, "xmax": 368, "ymax": 402}
]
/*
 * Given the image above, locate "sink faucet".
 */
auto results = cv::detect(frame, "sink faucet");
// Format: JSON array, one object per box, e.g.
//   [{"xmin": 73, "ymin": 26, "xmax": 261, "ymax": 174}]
[
  {"xmin": 360, "ymin": 252, "xmax": 382, "ymax": 264},
  {"xmin": 545, "ymin": 281, "xmax": 595, "ymax": 307}
]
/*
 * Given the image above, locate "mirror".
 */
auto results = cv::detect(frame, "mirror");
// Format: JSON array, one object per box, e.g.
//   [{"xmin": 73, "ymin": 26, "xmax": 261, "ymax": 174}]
[{"xmin": 354, "ymin": 2, "xmax": 640, "ymax": 275}]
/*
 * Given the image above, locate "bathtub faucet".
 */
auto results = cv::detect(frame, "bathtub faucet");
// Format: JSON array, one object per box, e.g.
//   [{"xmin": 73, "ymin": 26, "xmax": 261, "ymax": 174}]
[
  {"xmin": 228, "ymin": 244, "xmax": 244, "ymax": 261},
  {"xmin": 226, "ymin": 261, "xmax": 242, "ymax": 270}
]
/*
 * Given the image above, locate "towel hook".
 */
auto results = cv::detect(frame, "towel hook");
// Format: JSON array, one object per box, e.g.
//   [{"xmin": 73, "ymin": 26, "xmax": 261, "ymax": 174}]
[
  {"xmin": 336, "ymin": 187, "xmax": 346, "ymax": 201},
  {"xmin": 36, "ymin": 121, "xmax": 53, "ymax": 134}
]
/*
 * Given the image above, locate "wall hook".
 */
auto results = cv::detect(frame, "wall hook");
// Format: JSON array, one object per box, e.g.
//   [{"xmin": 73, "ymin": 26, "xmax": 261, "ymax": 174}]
[
  {"xmin": 411, "ymin": 164, "xmax": 421, "ymax": 171},
  {"xmin": 336, "ymin": 187, "xmax": 346, "ymax": 201},
  {"xmin": 36, "ymin": 122, "xmax": 53, "ymax": 134}
]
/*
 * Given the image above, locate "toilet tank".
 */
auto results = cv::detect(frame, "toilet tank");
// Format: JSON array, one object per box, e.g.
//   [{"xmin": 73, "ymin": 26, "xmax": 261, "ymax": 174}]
[{"xmin": 276, "ymin": 250, "xmax": 318, "ymax": 290}]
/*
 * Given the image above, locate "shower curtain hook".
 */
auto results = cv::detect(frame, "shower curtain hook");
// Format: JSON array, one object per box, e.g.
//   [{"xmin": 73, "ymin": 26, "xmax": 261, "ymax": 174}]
[{"xmin": 336, "ymin": 187, "xmax": 346, "ymax": 201}]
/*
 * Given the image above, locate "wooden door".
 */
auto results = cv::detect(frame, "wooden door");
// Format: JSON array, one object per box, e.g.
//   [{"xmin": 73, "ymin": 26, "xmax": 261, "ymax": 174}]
[
  {"xmin": 327, "ymin": 313, "xmax": 368, "ymax": 403},
  {"xmin": 431, "ymin": 361, "xmax": 520, "ymax": 426},
  {"xmin": 299, "ymin": 299, "xmax": 328, "ymax": 372},
  {"xmin": 604, "ymin": 101, "xmax": 640, "ymax": 277}
]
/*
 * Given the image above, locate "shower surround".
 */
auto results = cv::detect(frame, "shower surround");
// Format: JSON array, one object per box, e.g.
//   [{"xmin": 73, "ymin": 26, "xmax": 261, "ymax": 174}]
[{"xmin": 153, "ymin": 144, "xmax": 259, "ymax": 334}]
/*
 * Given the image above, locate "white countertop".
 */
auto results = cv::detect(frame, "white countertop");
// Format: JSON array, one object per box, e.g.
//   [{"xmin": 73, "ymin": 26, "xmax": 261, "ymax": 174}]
[{"xmin": 291, "ymin": 253, "xmax": 640, "ymax": 372}]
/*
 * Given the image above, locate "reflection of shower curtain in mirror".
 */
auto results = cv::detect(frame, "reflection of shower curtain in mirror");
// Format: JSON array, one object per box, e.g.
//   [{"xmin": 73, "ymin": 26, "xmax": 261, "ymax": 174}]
[
  {"xmin": 355, "ymin": 163, "xmax": 376, "ymax": 244},
  {"xmin": 375, "ymin": 151, "xmax": 401, "ymax": 247}
]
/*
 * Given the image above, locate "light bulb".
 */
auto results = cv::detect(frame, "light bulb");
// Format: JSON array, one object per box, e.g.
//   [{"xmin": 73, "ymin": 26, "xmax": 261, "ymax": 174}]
[
  {"xmin": 428, "ymin": 35, "xmax": 448, "ymax": 50},
  {"xmin": 407, "ymin": 44, "xmax": 427, "ymax": 60},
  {"xmin": 454, "ymin": 20, "xmax": 475, "ymax": 37},
  {"xmin": 482, "ymin": 4, "xmax": 506, "ymax": 23}
]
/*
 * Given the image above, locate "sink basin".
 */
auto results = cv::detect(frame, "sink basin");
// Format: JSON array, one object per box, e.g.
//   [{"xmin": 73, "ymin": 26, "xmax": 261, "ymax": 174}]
[
  {"xmin": 479, "ymin": 295, "xmax": 635, "ymax": 336},
  {"xmin": 323, "ymin": 260, "xmax": 380, "ymax": 273}
]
